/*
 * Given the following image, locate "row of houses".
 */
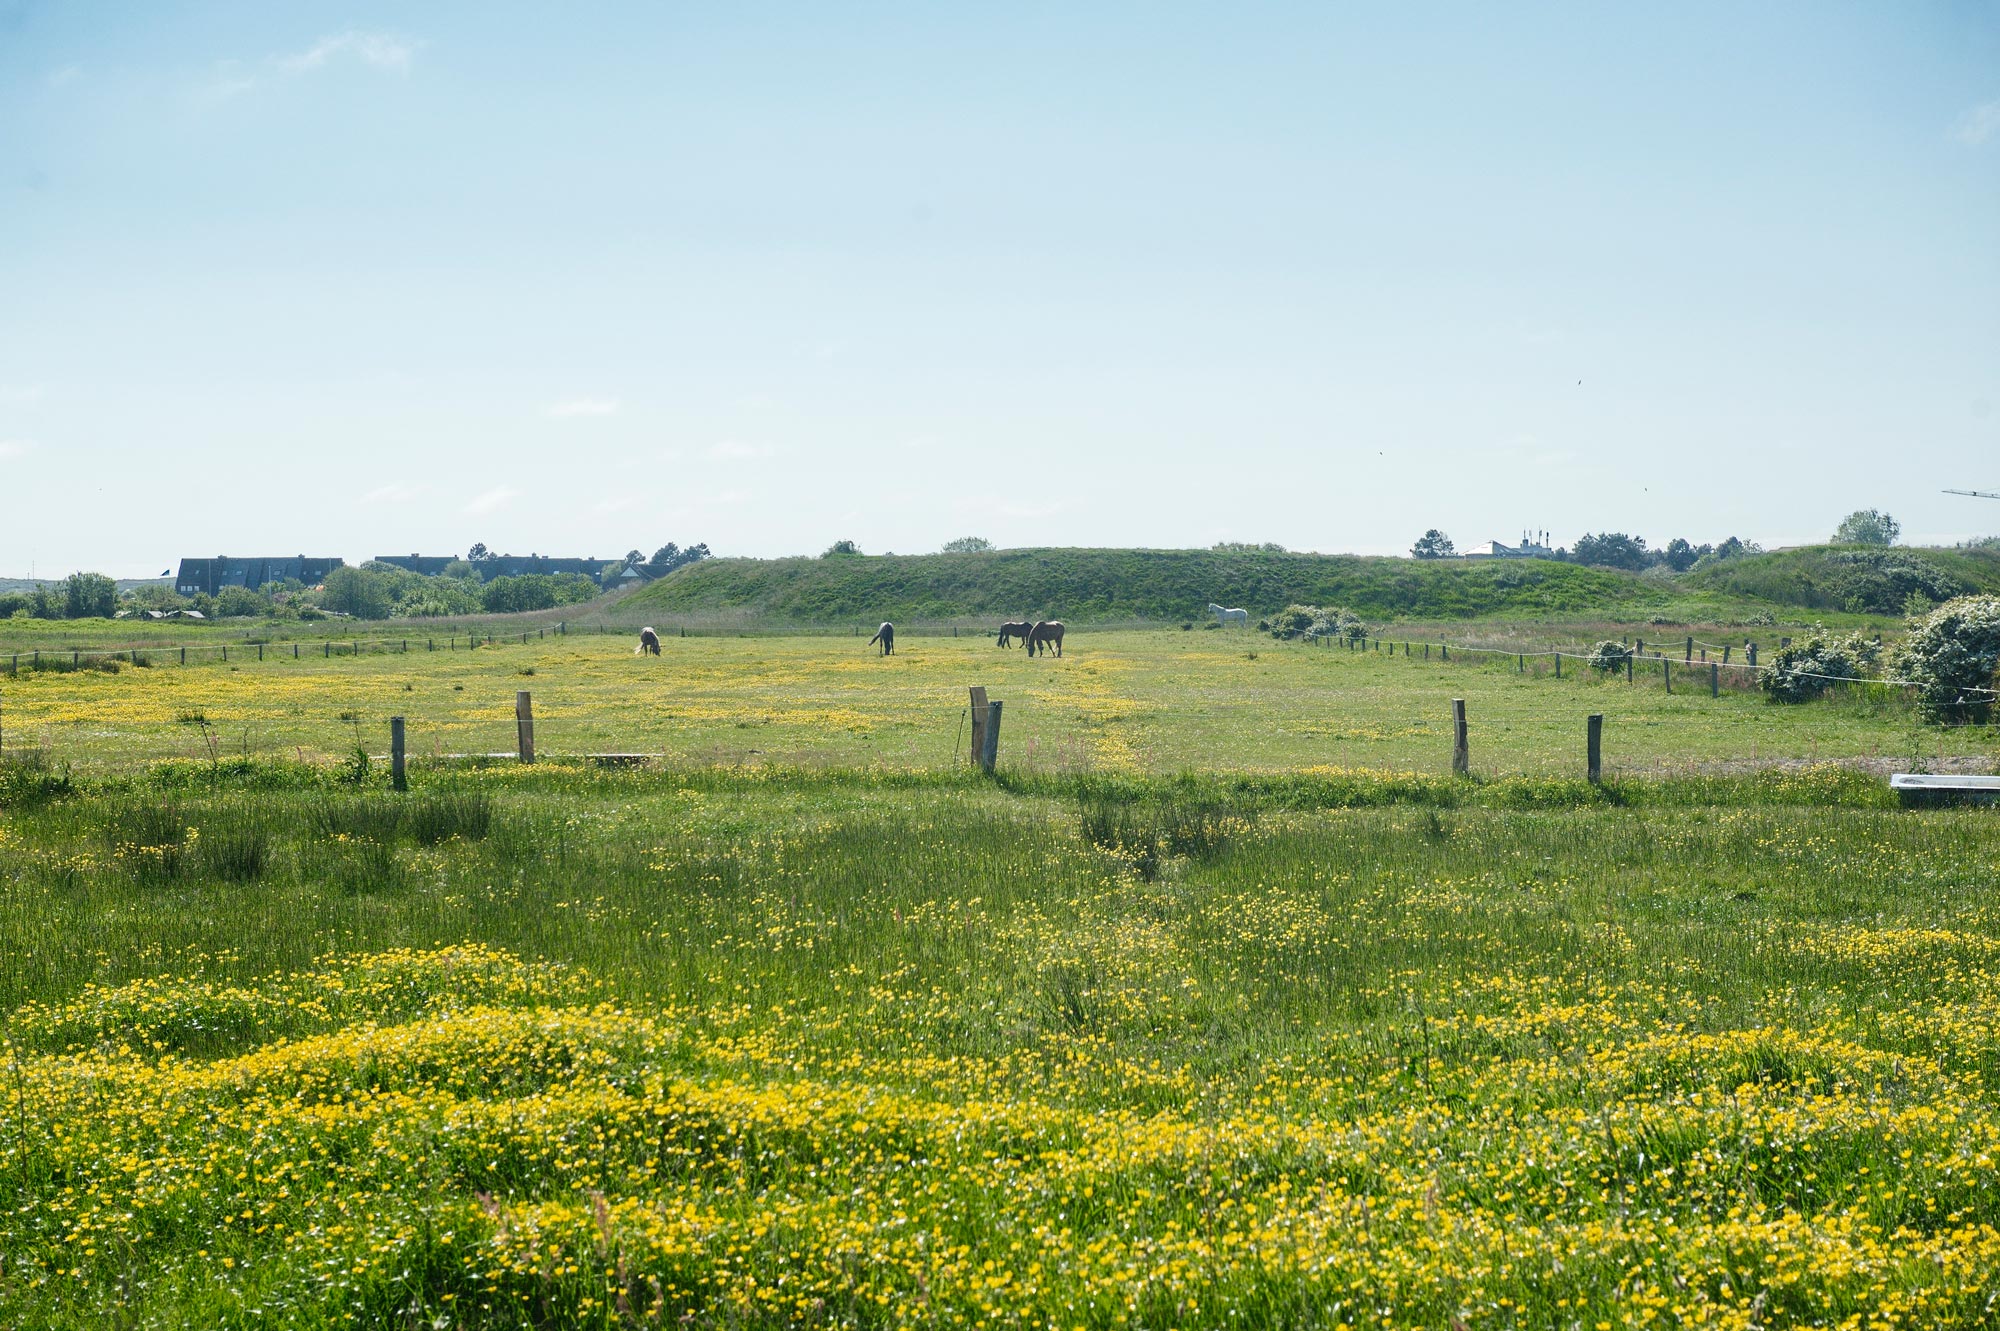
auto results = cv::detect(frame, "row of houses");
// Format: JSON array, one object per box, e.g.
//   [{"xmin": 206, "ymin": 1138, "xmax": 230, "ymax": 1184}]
[{"xmin": 174, "ymin": 554, "xmax": 643, "ymax": 596}]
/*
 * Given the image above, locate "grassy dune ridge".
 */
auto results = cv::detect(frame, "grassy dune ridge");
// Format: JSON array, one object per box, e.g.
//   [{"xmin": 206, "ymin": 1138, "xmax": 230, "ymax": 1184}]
[{"xmin": 625, "ymin": 547, "xmax": 1683, "ymax": 623}]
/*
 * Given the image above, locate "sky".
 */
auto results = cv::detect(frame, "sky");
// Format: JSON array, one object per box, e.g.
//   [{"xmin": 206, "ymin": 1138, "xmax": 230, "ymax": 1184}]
[{"xmin": 2, "ymin": 2, "xmax": 1997, "ymax": 578}]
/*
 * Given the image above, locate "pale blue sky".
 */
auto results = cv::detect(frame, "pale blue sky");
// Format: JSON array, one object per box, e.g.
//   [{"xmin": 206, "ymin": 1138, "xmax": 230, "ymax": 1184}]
[{"xmin": 3, "ymin": 2, "xmax": 1996, "ymax": 577}]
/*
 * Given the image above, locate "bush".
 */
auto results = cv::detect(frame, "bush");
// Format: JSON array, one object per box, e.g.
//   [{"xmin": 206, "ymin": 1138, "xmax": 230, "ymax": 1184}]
[
  {"xmin": 1759, "ymin": 629, "xmax": 1881, "ymax": 703},
  {"xmin": 1587, "ymin": 641, "xmax": 1633, "ymax": 673},
  {"xmin": 1267, "ymin": 604, "xmax": 1366, "ymax": 641},
  {"xmin": 1894, "ymin": 595, "xmax": 2000, "ymax": 724}
]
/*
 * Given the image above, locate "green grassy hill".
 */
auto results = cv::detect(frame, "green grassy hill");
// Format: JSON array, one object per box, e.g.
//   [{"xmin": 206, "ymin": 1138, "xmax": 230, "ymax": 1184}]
[
  {"xmin": 626, "ymin": 547, "xmax": 1667, "ymax": 623},
  {"xmin": 1682, "ymin": 544, "xmax": 2000, "ymax": 615}
]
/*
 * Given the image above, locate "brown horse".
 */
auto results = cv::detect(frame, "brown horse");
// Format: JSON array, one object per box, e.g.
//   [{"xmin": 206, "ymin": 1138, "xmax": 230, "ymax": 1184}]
[
  {"xmin": 996, "ymin": 621, "xmax": 1033, "ymax": 648},
  {"xmin": 1026, "ymin": 620, "xmax": 1065, "ymax": 657},
  {"xmin": 867, "ymin": 622, "xmax": 895, "ymax": 656},
  {"xmin": 637, "ymin": 626, "xmax": 661, "ymax": 656}
]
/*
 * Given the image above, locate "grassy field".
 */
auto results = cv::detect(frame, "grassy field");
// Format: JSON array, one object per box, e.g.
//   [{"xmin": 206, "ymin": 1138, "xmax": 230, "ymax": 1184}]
[
  {"xmin": 1, "ymin": 629, "xmax": 1993, "ymax": 777},
  {"xmin": 2, "ymin": 764, "xmax": 1999, "ymax": 1327}
]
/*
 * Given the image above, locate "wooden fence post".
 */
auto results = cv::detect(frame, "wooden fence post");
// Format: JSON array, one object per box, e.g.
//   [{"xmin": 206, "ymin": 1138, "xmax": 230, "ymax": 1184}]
[
  {"xmin": 1626, "ymin": 655, "xmax": 1633, "ymax": 684},
  {"xmin": 1722, "ymin": 644, "xmax": 1730, "ymax": 665},
  {"xmin": 1710, "ymin": 662, "xmax": 1719, "ymax": 698},
  {"xmin": 1587, "ymin": 714, "xmax": 1603, "ymax": 784},
  {"xmin": 1451, "ymin": 699, "xmax": 1469, "ymax": 776},
  {"xmin": 180, "ymin": 647, "xmax": 186, "ymax": 665},
  {"xmin": 516, "ymin": 691, "xmax": 535, "ymax": 764},
  {"xmin": 968, "ymin": 686, "xmax": 988, "ymax": 766},
  {"xmin": 1748, "ymin": 643, "xmax": 1758, "ymax": 669},
  {"xmin": 1664, "ymin": 658, "xmax": 1672, "ymax": 694},
  {"xmin": 1554, "ymin": 651, "xmax": 1561, "ymax": 679},
  {"xmin": 980, "ymin": 700, "xmax": 1003, "ymax": 773},
  {"xmin": 1685, "ymin": 636, "xmax": 1692, "ymax": 663},
  {"xmin": 1518, "ymin": 653, "xmax": 1524, "ymax": 673},
  {"xmin": 391, "ymin": 717, "xmax": 407, "ymax": 792}
]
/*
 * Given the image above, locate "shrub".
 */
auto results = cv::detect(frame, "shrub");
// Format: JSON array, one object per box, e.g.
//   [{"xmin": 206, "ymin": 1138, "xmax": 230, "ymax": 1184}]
[
  {"xmin": 1893, "ymin": 595, "xmax": 2000, "ymax": 724},
  {"xmin": 1267, "ymin": 605, "xmax": 1366, "ymax": 641},
  {"xmin": 1587, "ymin": 641, "xmax": 1633, "ymax": 673},
  {"xmin": 1759, "ymin": 629, "xmax": 1881, "ymax": 703}
]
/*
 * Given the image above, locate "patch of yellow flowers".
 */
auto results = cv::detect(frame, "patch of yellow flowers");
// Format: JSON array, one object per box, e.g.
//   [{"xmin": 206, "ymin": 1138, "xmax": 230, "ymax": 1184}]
[{"xmin": 5, "ymin": 941, "xmax": 1999, "ymax": 1326}]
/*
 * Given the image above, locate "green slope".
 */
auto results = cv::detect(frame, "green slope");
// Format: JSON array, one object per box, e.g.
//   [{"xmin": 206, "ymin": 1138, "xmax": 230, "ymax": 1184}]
[
  {"xmin": 1682, "ymin": 544, "xmax": 2000, "ymax": 615},
  {"xmin": 626, "ymin": 548, "xmax": 1661, "ymax": 623}
]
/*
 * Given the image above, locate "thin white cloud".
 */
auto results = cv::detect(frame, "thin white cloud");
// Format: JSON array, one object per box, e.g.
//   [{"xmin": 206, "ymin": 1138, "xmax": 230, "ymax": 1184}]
[
  {"xmin": 706, "ymin": 441, "xmax": 773, "ymax": 461},
  {"xmin": 0, "ymin": 440, "xmax": 31, "ymax": 461},
  {"xmin": 200, "ymin": 31, "xmax": 418, "ymax": 102},
  {"xmin": 463, "ymin": 486, "xmax": 520, "ymax": 515},
  {"xmin": 363, "ymin": 482, "xmax": 419, "ymax": 504},
  {"xmin": 1955, "ymin": 99, "xmax": 2000, "ymax": 146},
  {"xmin": 278, "ymin": 31, "xmax": 419, "ymax": 77},
  {"xmin": 547, "ymin": 398, "xmax": 620, "ymax": 418}
]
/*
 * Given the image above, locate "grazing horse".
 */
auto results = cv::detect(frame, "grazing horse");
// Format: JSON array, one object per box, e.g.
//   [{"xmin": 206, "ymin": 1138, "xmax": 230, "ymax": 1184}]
[
  {"xmin": 867, "ymin": 622, "xmax": 895, "ymax": 656},
  {"xmin": 637, "ymin": 626, "xmax": 661, "ymax": 656},
  {"xmin": 1208, "ymin": 602, "xmax": 1249, "ymax": 626},
  {"xmin": 996, "ymin": 620, "xmax": 1033, "ymax": 648},
  {"xmin": 1026, "ymin": 620, "xmax": 1065, "ymax": 657}
]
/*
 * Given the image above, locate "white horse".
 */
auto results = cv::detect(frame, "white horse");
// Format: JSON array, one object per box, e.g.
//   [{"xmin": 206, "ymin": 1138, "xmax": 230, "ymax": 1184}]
[{"xmin": 1208, "ymin": 602, "xmax": 1249, "ymax": 626}]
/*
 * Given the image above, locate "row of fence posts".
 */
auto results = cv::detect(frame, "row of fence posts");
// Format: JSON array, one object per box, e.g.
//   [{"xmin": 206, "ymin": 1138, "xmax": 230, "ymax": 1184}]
[
  {"xmin": 1, "ymin": 626, "xmax": 577, "ymax": 677},
  {"xmin": 1336, "ymin": 632, "xmax": 1766, "ymax": 700}
]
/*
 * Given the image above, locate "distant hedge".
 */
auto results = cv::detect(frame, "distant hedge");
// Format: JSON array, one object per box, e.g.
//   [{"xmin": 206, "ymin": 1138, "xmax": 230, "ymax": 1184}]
[{"xmin": 625, "ymin": 548, "xmax": 1651, "ymax": 623}]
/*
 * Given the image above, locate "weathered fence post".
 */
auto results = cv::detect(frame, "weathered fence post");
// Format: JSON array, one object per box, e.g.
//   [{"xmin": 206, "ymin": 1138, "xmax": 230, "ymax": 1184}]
[
  {"xmin": 1664, "ymin": 658, "xmax": 1672, "ymax": 694},
  {"xmin": 967, "ymin": 686, "xmax": 988, "ymax": 766},
  {"xmin": 1626, "ymin": 655, "xmax": 1633, "ymax": 684},
  {"xmin": 516, "ymin": 691, "xmax": 535, "ymax": 764},
  {"xmin": 324, "ymin": 642, "xmax": 330, "ymax": 658},
  {"xmin": 1424, "ymin": 644, "xmax": 1430, "ymax": 661},
  {"xmin": 1722, "ymin": 644, "xmax": 1730, "ymax": 665},
  {"xmin": 1710, "ymin": 662, "xmax": 1719, "ymax": 698},
  {"xmin": 1636, "ymin": 638, "xmax": 1645, "ymax": 656},
  {"xmin": 258, "ymin": 643, "xmax": 264, "ymax": 662},
  {"xmin": 1518, "ymin": 653, "xmax": 1524, "ymax": 673},
  {"xmin": 390, "ymin": 716, "xmax": 407, "ymax": 792},
  {"xmin": 180, "ymin": 647, "xmax": 186, "ymax": 666},
  {"xmin": 1748, "ymin": 643, "xmax": 1758, "ymax": 669},
  {"xmin": 1685, "ymin": 636, "xmax": 1693, "ymax": 663},
  {"xmin": 1554, "ymin": 651, "xmax": 1562, "ymax": 679},
  {"xmin": 980, "ymin": 700, "xmax": 1003, "ymax": 773},
  {"xmin": 1442, "ymin": 644, "xmax": 1449, "ymax": 662},
  {"xmin": 1587, "ymin": 714, "xmax": 1603, "ymax": 784},
  {"xmin": 1451, "ymin": 699, "xmax": 1469, "ymax": 776}
]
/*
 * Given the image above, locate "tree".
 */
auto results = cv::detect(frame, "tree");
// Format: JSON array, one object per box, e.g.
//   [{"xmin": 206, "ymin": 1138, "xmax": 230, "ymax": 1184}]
[
  {"xmin": 642, "ymin": 542, "xmax": 710, "ymax": 576},
  {"xmin": 1570, "ymin": 532, "xmax": 1649, "ymax": 572},
  {"xmin": 625, "ymin": 549, "xmax": 646, "ymax": 566},
  {"xmin": 1661, "ymin": 538, "xmax": 1699, "ymax": 573},
  {"xmin": 1833, "ymin": 509, "xmax": 1899, "ymax": 547},
  {"xmin": 822, "ymin": 540, "xmax": 861, "ymax": 557},
  {"xmin": 319, "ymin": 566, "xmax": 394, "ymax": 619},
  {"xmin": 62, "ymin": 572, "xmax": 117, "ymax": 619},
  {"xmin": 941, "ymin": 536, "xmax": 993, "ymax": 553},
  {"xmin": 466, "ymin": 542, "xmax": 492, "ymax": 563},
  {"xmin": 1410, "ymin": 530, "xmax": 1456, "ymax": 560}
]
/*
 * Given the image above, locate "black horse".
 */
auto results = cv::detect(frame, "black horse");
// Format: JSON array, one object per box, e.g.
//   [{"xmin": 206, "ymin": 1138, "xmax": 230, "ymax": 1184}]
[
  {"xmin": 638, "ymin": 626, "xmax": 661, "ymax": 656},
  {"xmin": 996, "ymin": 621, "xmax": 1033, "ymax": 648},
  {"xmin": 867, "ymin": 622, "xmax": 895, "ymax": 656}
]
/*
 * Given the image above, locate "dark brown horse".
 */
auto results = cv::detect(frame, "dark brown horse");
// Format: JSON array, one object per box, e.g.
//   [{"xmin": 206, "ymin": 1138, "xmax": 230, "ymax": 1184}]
[
  {"xmin": 867, "ymin": 622, "xmax": 895, "ymax": 656},
  {"xmin": 996, "ymin": 621, "xmax": 1033, "ymax": 648},
  {"xmin": 638, "ymin": 626, "xmax": 661, "ymax": 656},
  {"xmin": 1026, "ymin": 620, "xmax": 1065, "ymax": 657}
]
